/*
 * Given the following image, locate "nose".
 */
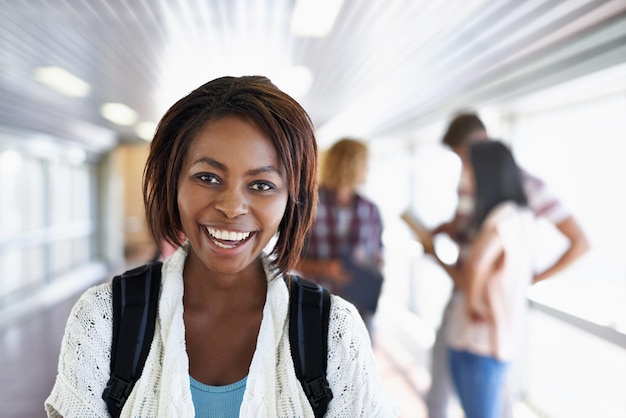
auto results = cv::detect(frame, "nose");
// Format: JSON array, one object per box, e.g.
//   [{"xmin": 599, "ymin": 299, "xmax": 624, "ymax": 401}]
[{"xmin": 214, "ymin": 186, "xmax": 249, "ymax": 218}]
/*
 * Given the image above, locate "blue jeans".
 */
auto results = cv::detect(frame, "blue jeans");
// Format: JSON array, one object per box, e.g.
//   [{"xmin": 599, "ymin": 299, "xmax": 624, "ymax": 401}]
[{"xmin": 448, "ymin": 348, "xmax": 508, "ymax": 418}]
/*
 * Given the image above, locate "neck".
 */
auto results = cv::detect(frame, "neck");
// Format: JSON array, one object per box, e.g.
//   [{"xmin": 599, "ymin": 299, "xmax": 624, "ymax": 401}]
[{"xmin": 182, "ymin": 253, "xmax": 267, "ymax": 313}]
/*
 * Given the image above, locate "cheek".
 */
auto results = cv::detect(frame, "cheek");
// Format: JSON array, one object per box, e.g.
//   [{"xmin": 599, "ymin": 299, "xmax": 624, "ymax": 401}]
[
  {"xmin": 263, "ymin": 196, "xmax": 289, "ymax": 229},
  {"xmin": 177, "ymin": 183, "xmax": 201, "ymax": 223},
  {"xmin": 176, "ymin": 196, "xmax": 191, "ymax": 230}
]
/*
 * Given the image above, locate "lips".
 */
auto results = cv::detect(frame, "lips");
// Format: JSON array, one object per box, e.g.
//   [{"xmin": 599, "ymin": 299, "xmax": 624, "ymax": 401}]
[{"xmin": 206, "ymin": 227, "xmax": 252, "ymax": 249}]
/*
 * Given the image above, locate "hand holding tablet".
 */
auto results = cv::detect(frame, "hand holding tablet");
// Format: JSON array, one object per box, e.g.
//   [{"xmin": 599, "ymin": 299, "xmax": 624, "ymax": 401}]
[{"xmin": 401, "ymin": 210, "xmax": 434, "ymax": 253}]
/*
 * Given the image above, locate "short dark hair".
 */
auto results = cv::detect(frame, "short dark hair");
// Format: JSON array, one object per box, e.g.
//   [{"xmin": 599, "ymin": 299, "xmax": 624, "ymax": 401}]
[
  {"xmin": 469, "ymin": 141, "xmax": 528, "ymax": 228},
  {"xmin": 143, "ymin": 75, "xmax": 318, "ymax": 272},
  {"xmin": 442, "ymin": 112, "xmax": 486, "ymax": 148}
]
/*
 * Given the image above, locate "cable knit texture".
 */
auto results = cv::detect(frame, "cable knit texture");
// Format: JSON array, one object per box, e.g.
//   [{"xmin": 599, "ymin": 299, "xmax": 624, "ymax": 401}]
[{"xmin": 45, "ymin": 243, "xmax": 398, "ymax": 417}]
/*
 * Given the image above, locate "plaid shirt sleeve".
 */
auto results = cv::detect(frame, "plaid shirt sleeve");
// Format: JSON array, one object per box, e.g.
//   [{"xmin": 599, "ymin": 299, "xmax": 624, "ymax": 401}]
[{"xmin": 301, "ymin": 190, "xmax": 383, "ymax": 261}]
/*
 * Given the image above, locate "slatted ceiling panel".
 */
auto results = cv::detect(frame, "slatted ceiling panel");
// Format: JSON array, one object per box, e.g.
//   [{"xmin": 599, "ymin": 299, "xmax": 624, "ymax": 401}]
[
  {"xmin": 311, "ymin": 0, "xmax": 506, "ymax": 139},
  {"xmin": 0, "ymin": 0, "xmax": 624, "ymax": 152},
  {"xmin": 321, "ymin": 0, "xmax": 626, "ymax": 140},
  {"xmin": 87, "ymin": 2, "xmax": 163, "ymax": 113}
]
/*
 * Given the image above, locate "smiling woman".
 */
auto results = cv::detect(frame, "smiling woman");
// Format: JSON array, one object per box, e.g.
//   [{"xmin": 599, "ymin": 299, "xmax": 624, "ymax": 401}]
[
  {"xmin": 45, "ymin": 75, "xmax": 399, "ymax": 418},
  {"xmin": 143, "ymin": 77, "xmax": 319, "ymax": 275}
]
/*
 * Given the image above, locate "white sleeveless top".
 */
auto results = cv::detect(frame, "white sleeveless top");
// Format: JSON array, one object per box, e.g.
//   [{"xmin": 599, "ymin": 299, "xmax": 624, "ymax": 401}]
[{"xmin": 446, "ymin": 202, "xmax": 534, "ymax": 361}]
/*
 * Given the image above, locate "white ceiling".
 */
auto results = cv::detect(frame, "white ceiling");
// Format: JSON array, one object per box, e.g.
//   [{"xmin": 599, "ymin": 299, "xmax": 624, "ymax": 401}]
[{"xmin": 1, "ymin": 0, "xmax": 625, "ymax": 154}]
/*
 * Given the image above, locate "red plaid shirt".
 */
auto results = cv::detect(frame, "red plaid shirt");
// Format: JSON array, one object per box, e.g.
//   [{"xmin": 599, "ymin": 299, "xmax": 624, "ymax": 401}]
[{"xmin": 301, "ymin": 187, "xmax": 383, "ymax": 282}]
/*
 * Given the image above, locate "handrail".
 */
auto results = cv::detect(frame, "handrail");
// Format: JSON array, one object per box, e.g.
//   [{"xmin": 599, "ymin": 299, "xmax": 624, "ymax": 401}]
[
  {"xmin": 528, "ymin": 299, "xmax": 626, "ymax": 348},
  {"xmin": 0, "ymin": 221, "xmax": 95, "ymax": 252}
]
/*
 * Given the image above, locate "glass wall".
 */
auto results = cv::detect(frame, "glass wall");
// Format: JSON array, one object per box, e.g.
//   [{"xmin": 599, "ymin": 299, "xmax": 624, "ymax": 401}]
[
  {"xmin": 509, "ymin": 91, "xmax": 626, "ymax": 332},
  {"xmin": 0, "ymin": 136, "xmax": 97, "ymax": 307}
]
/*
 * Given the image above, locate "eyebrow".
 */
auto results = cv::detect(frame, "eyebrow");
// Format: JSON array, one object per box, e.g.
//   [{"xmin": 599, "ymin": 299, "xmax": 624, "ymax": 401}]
[{"xmin": 193, "ymin": 157, "xmax": 281, "ymax": 176}]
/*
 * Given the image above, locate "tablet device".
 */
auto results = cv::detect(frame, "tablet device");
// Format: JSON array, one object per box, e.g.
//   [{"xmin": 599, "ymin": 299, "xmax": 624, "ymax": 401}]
[{"xmin": 401, "ymin": 209, "xmax": 434, "ymax": 251}]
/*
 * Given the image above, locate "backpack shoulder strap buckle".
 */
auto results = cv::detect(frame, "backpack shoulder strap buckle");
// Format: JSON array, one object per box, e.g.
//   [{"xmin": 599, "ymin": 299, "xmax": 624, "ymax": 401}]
[
  {"xmin": 103, "ymin": 375, "xmax": 134, "ymax": 407},
  {"xmin": 303, "ymin": 375, "xmax": 333, "ymax": 408}
]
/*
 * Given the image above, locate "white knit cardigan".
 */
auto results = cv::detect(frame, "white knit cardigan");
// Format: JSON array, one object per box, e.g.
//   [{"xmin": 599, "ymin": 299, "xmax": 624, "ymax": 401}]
[{"xmin": 45, "ymin": 243, "xmax": 398, "ymax": 417}]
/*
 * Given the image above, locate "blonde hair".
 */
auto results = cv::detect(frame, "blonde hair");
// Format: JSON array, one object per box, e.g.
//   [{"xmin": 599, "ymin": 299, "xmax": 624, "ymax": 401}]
[{"xmin": 320, "ymin": 138, "xmax": 368, "ymax": 189}]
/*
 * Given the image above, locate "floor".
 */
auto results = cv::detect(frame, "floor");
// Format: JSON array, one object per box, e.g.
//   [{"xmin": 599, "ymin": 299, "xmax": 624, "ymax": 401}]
[
  {"xmin": 0, "ymin": 291, "xmax": 84, "ymax": 418},
  {"xmin": 374, "ymin": 323, "xmax": 431, "ymax": 418},
  {"xmin": 372, "ymin": 302, "xmax": 466, "ymax": 418},
  {"xmin": 0, "ymin": 268, "xmax": 433, "ymax": 418}
]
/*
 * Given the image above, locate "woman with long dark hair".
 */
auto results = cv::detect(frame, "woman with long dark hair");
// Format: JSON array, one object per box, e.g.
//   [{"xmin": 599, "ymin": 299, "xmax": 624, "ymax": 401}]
[{"xmin": 426, "ymin": 141, "xmax": 534, "ymax": 418}]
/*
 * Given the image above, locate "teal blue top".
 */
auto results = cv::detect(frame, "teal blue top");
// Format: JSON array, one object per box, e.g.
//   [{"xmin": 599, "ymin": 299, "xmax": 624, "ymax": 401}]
[{"xmin": 190, "ymin": 375, "xmax": 247, "ymax": 417}]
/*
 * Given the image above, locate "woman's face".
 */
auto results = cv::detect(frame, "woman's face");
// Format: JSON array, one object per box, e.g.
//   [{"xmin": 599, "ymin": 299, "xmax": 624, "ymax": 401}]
[{"xmin": 177, "ymin": 115, "xmax": 288, "ymax": 275}]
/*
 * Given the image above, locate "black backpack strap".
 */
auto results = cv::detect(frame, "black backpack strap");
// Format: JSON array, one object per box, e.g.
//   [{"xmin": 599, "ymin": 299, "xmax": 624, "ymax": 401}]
[
  {"xmin": 103, "ymin": 262, "xmax": 162, "ymax": 418},
  {"xmin": 289, "ymin": 275, "xmax": 333, "ymax": 418}
]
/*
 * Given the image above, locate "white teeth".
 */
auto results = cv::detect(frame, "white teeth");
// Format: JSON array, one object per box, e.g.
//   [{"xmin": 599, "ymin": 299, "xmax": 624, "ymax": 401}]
[{"xmin": 207, "ymin": 227, "xmax": 251, "ymax": 242}]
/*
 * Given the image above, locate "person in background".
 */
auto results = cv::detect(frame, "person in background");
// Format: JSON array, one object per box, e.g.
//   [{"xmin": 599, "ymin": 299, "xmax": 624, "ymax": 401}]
[
  {"xmin": 45, "ymin": 76, "xmax": 398, "ymax": 417},
  {"xmin": 425, "ymin": 141, "xmax": 535, "ymax": 418},
  {"xmin": 296, "ymin": 138, "xmax": 384, "ymax": 336},
  {"xmin": 425, "ymin": 112, "xmax": 590, "ymax": 418}
]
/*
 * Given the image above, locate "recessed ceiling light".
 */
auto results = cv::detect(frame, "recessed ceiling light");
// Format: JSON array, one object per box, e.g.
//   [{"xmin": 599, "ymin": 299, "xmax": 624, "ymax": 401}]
[
  {"xmin": 290, "ymin": 0, "xmax": 345, "ymax": 38},
  {"xmin": 135, "ymin": 121, "xmax": 157, "ymax": 141},
  {"xmin": 33, "ymin": 66, "xmax": 91, "ymax": 97},
  {"xmin": 100, "ymin": 102, "xmax": 138, "ymax": 126}
]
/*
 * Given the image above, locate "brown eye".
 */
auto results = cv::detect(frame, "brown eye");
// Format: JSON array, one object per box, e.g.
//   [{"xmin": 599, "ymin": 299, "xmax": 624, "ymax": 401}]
[
  {"xmin": 196, "ymin": 173, "xmax": 220, "ymax": 184},
  {"xmin": 250, "ymin": 181, "xmax": 274, "ymax": 192}
]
